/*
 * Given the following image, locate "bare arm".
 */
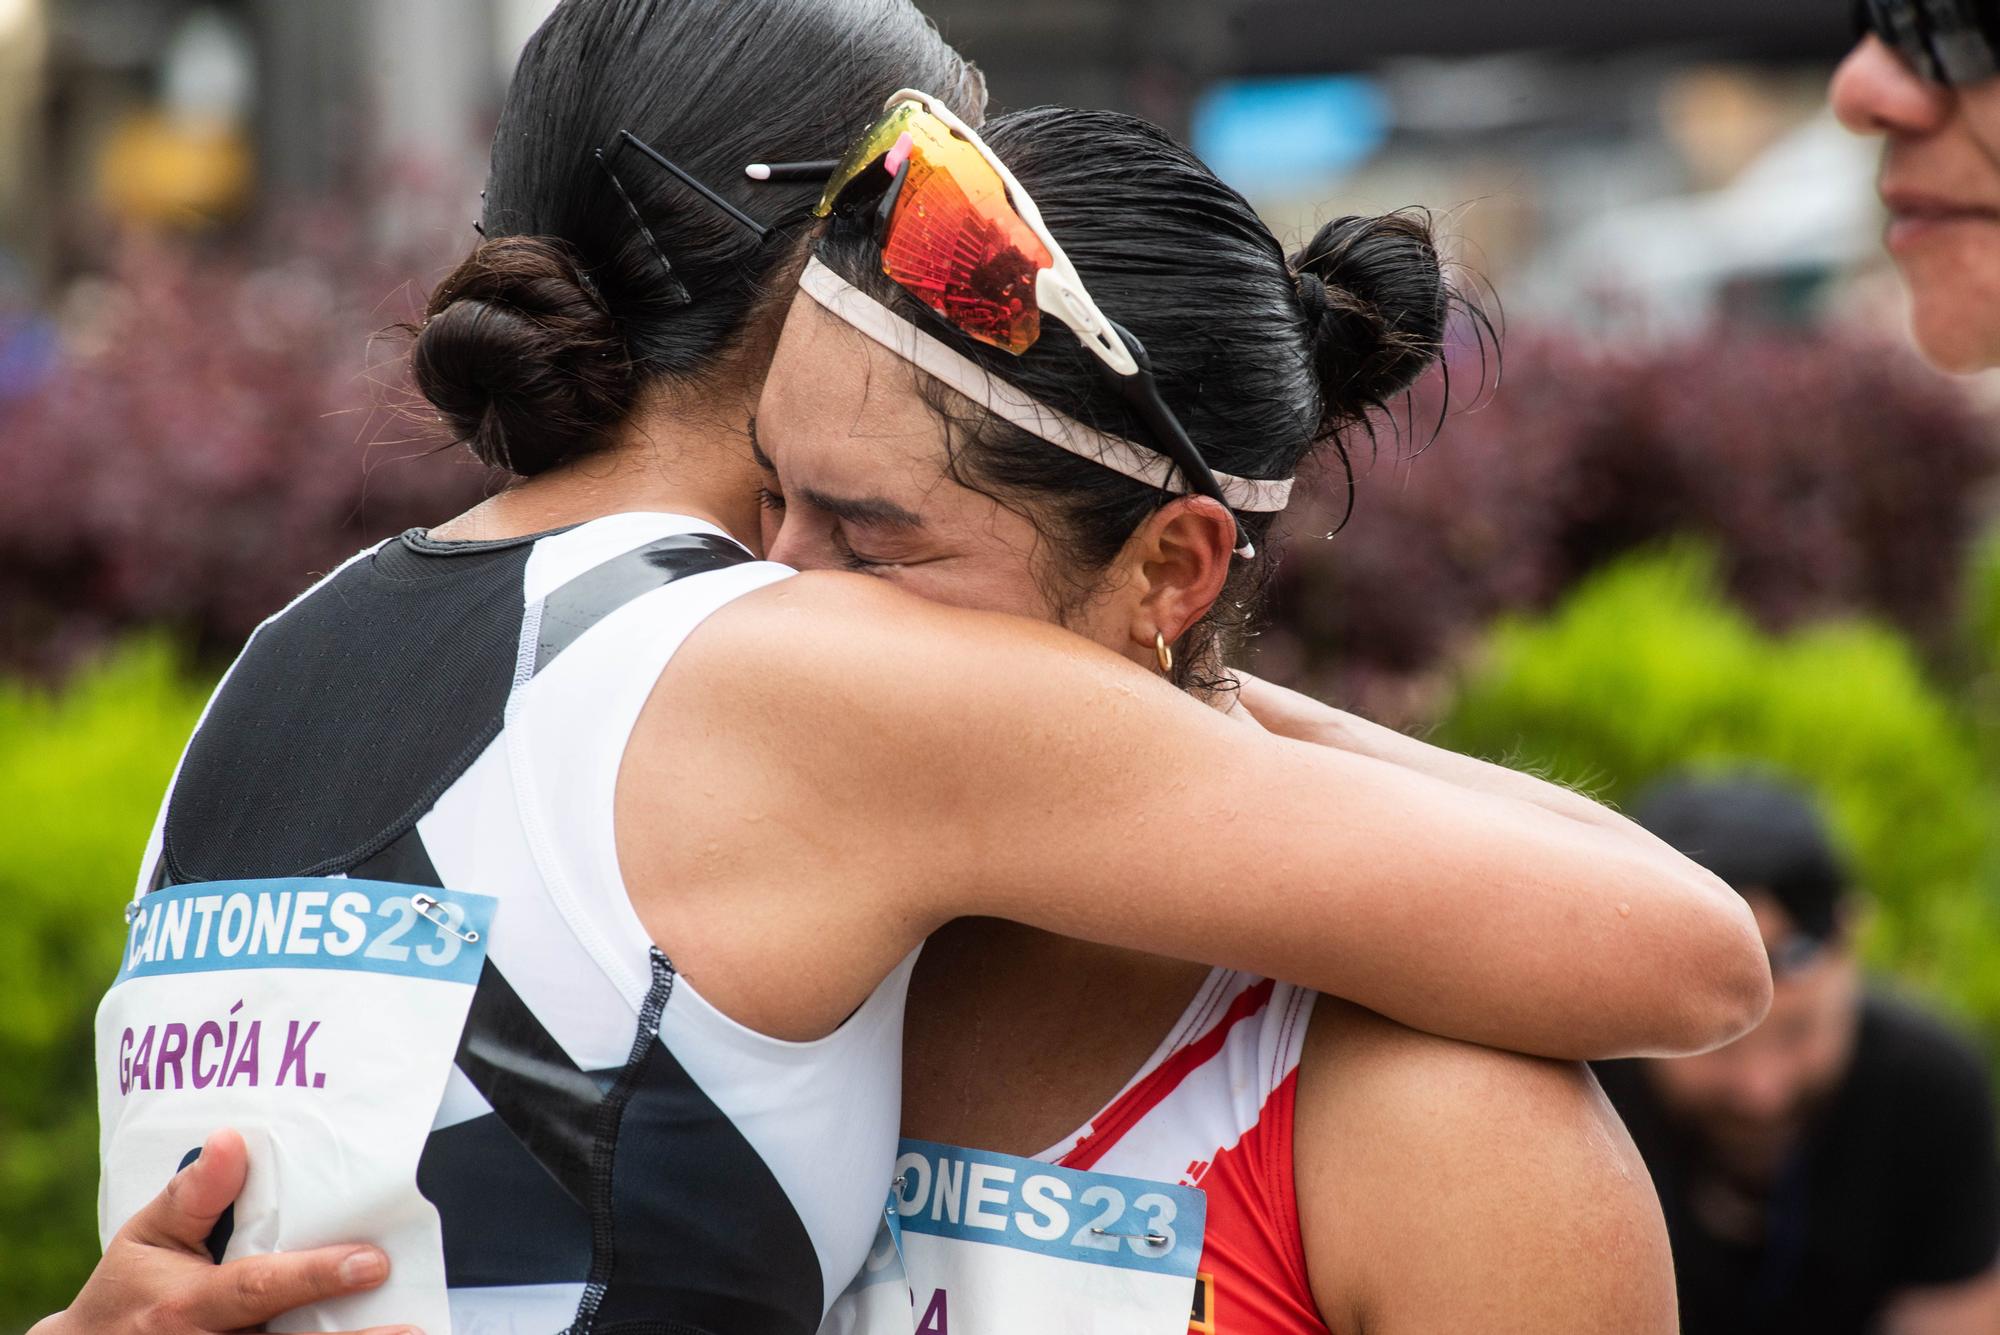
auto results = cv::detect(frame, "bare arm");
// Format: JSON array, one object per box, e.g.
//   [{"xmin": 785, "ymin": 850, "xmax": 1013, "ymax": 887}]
[
  {"xmin": 1234, "ymin": 671, "xmax": 1634, "ymax": 834},
  {"xmin": 1882, "ymin": 1269, "xmax": 2000, "ymax": 1335},
  {"xmin": 34, "ymin": 1131, "xmax": 412, "ymax": 1335},
  {"xmin": 631, "ymin": 573, "xmax": 1768, "ymax": 1059},
  {"xmin": 1293, "ymin": 1001, "xmax": 1679, "ymax": 1334},
  {"xmin": 1232, "ymin": 671, "xmax": 1770, "ymax": 1052}
]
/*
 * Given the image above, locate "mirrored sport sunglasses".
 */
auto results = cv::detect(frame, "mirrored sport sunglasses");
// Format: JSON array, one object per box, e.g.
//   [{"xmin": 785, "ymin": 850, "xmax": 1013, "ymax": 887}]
[
  {"xmin": 1856, "ymin": 0, "xmax": 2000, "ymax": 86},
  {"xmin": 803, "ymin": 89, "xmax": 1255, "ymax": 554}
]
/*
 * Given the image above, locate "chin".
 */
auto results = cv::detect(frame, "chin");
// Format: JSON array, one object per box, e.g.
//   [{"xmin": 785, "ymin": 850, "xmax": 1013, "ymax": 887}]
[
  {"xmin": 1910, "ymin": 298, "xmax": 2000, "ymax": 374},
  {"xmin": 1901, "ymin": 257, "xmax": 2000, "ymax": 372}
]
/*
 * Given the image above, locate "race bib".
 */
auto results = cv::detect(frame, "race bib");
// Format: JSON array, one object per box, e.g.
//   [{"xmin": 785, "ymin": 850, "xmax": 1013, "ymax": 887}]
[
  {"xmin": 96, "ymin": 878, "xmax": 496, "ymax": 1334},
  {"xmin": 821, "ymin": 1139, "xmax": 1207, "ymax": 1335},
  {"xmin": 818, "ymin": 1194, "xmax": 915, "ymax": 1335}
]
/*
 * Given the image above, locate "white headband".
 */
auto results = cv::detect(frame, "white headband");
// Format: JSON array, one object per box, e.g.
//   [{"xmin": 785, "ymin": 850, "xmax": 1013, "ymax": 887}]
[{"xmin": 798, "ymin": 257, "xmax": 1296, "ymax": 513}]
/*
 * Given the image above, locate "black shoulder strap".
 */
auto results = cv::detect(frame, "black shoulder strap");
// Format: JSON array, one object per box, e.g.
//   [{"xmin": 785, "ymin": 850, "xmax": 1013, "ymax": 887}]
[
  {"xmin": 162, "ymin": 531, "xmax": 755, "ymax": 884},
  {"xmin": 534, "ymin": 532, "xmax": 752, "ymax": 674}
]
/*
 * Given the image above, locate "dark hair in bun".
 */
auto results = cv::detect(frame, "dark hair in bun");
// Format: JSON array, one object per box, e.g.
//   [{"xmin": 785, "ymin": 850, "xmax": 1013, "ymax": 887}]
[
  {"xmin": 412, "ymin": 0, "xmax": 982, "ymax": 476},
  {"xmin": 412, "ymin": 237, "xmax": 633, "ymax": 476},
  {"xmin": 1291, "ymin": 212, "xmax": 1452, "ymax": 435},
  {"xmin": 815, "ymin": 107, "xmax": 1472, "ymax": 690}
]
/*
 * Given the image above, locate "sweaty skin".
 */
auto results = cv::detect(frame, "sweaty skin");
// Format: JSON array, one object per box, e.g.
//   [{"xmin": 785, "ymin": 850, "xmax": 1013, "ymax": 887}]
[
  {"xmin": 688, "ymin": 288, "xmax": 1764, "ymax": 1057},
  {"xmin": 47, "ymin": 259, "xmax": 1763, "ymax": 1335},
  {"xmin": 754, "ymin": 291, "xmax": 1680, "ymax": 1331}
]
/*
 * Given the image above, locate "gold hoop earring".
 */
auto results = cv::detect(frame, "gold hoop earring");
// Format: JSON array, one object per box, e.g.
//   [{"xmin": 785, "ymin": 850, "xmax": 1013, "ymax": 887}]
[{"xmin": 1155, "ymin": 631, "xmax": 1174, "ymax": 675}]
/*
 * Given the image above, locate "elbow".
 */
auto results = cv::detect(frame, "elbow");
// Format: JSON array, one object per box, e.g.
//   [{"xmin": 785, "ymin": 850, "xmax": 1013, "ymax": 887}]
[
  {"xmin": 1661, "ymin": 875, "xmax": 1773, "ymax": 1055},
  {"xmin": 1681, "ymin": 949, "xmax": 1774, "ymax": 1057}
]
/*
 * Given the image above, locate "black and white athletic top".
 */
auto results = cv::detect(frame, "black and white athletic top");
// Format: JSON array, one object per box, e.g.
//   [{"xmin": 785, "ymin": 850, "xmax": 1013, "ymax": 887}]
[{"xmin": 130, "ymin": 512, "xmax": 914, "ymax": 1334}]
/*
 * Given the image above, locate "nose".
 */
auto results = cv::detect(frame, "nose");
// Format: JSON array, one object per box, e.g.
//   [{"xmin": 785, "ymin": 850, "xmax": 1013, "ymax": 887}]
[
  {"xmin": 762, "ymin": 513, "xmax": 805, "ymax": 569},
  {"xmin": 1727, "ymin": 1062, "xmax": 1798, "ymax": 1123},
  {"xmin": 1832, "ymin": 34, "xmax": 1954, "ymax": 137}
]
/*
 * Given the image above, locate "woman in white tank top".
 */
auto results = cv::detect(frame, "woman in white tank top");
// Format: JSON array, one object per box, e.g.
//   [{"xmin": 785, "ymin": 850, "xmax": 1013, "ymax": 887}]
[{"xmin": 47, "ymin": 6, "xmax": 1765, "ymax": 1334}]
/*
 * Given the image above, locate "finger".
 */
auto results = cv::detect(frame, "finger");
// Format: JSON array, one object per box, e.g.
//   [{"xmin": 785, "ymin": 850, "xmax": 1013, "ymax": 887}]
[
  {"xmin": 122, "ymin": 1128, "xmax": 248, "ymax": 1251},
  {"xmin": 187, "ymin": 1244, "xmax": 391, "ymax": 1328}
]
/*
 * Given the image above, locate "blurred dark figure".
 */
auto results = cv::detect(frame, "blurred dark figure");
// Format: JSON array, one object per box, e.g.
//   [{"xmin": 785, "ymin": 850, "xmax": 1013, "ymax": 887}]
[{"xmin": 1596, "ymin": 774, "xmax": 2000, "ymax": 1334}]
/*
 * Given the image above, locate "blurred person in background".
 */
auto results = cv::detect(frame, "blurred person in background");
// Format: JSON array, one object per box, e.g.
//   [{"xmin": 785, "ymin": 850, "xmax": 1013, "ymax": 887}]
[
  {"xmin": 1597, "ymin": 773, "xmax": 2000, "ymax": 1334},
  {"xmin": 1834, "ymin": 0, "xmax": 2000, "ymax": 372}
]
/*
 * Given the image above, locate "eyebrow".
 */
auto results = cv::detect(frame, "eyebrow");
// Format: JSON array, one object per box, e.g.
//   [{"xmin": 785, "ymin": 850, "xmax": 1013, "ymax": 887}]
[
  {"xmin": 747, "ymin": 416, "xmax": 926, "ymax": 530},
  {"xmin": 798, "ymin": 487, "xmax": 926, "ymax": 531}
]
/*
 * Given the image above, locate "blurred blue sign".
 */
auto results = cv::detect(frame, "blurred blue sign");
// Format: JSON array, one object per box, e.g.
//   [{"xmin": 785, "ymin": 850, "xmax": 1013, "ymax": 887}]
[
  {"xmin": 1192, "ymin": 76, "xmax": 1390, "ymax": 193},
  {"xmin": 0, "ymin": 316, "xmax": 57, "ymax": 402}
]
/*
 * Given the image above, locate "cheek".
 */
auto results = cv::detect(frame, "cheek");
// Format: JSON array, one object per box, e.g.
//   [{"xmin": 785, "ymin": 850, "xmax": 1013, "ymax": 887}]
[
  {"xmin": 1959, "ymin": 80, "xmax": 2000, "ymax": 153},
  {"xmin": 878, "ymin": 495, "xmax": 1068, "ymax": 622},
  {"xmin": 889, "ymin": 559, "xmax": 1059, "ymax": 623},
  {"xmin": 1895, "ymin": 103, "xmax": 2000, "ymax": 371}
]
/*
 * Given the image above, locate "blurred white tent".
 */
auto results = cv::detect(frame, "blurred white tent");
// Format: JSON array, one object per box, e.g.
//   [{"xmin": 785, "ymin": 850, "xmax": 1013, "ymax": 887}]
[{"xmin": 1530, "ymin": 111, "xmax": 1885, "ymax": 328}]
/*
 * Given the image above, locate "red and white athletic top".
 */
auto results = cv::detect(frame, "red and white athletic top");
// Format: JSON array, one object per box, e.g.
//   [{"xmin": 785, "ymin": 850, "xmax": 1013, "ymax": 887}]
[{"xmin": 1037, "ymin": 969, "xmax": 1327, "ymax": 1334}]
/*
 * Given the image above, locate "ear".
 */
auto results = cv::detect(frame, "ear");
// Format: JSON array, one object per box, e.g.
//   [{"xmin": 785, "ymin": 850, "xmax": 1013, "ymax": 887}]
[{"xmin": 1121, "ymin": 495, "xmax": 1237, "ymax": 658}]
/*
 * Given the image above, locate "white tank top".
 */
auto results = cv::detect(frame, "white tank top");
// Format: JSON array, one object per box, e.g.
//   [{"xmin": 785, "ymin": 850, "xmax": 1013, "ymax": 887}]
[{"xmin": 124, "ymin": 512, "xmax": 914, "ymax": 1334}]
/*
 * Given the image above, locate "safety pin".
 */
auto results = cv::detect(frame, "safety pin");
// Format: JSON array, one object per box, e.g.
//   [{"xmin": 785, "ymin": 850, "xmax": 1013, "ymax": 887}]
[
  {"xmin": 1091, "ymin": 1228, "xmax": 1171, "ymax": 1246},
  {"xmin": 411, "ymin": 893, "xmax": 480, "ymax": 944},
  {"xmin": 124, "ymin": 901, "xmax": 142, "ymax": 924}
]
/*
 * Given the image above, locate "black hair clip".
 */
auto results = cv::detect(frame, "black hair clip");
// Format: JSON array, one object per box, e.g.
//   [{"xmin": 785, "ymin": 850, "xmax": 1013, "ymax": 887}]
[
  {"xmin": 594, "ymin": 144, "xmax": 692, "ymax": 307},
  {"xmin": 593, "ymin": 128, "xmax": 797, "ymax": 306},
  {"xmin": 607, "ymin": 130, "xmax": 771, "ymax": 241}
]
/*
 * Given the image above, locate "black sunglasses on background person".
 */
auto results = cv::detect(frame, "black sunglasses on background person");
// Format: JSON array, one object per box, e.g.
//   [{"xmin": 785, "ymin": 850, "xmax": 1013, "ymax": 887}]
[{"xmin": 1856, "ymin": 0, "xmax": 2000, "ymax": 86}]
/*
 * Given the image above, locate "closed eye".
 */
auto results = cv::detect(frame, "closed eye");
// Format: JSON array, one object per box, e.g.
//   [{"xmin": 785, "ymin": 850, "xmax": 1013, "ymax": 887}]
[{"xmin": 832, "ymin": 528, "xmax": 890, "ymax": 575}]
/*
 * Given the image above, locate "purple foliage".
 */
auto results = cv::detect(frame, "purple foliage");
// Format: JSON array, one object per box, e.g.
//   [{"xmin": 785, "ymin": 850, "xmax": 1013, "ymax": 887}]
[
  {"xmin": 1260, "ymin": 325, "xmax": 2000, "ymax": 717},
  {"xmin": 3, "ymin": 231, "xmax": 1994, "ymax": 701},
  {"xmin": 0, "ymin": 224, "xmax": 491, "ymax": 674}
]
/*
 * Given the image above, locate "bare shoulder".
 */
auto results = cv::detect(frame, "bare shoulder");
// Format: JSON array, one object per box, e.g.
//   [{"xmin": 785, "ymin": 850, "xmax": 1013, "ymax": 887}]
[
  {"xmin": 650, "ymin": 566, "xmax": 1237, "ymax": 872},
  {"xmin": 611, "ymin": 571, "xmax": 977, "ymax": 1038},
  {"xmin": 667, "ymin": 567, "xmax": 1159, "ymax": 725},
  {"xmin": 1295, "ymin": 998, "xmax": 1676, "ymax": 1335},
  {"xmin": 614, "ymin": 570, "xmax": 1171, "ymax": 1037}
]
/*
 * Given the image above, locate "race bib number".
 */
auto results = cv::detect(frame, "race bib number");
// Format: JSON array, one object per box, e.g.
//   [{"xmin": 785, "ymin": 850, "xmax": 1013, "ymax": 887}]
[
  {"xmin": 96, "ymin": 878, "xmax": 496, "ymax": 1334},
  {"xmin": 821, "ymin": 1139, "xmax": 1206, "ymax": 1335}
]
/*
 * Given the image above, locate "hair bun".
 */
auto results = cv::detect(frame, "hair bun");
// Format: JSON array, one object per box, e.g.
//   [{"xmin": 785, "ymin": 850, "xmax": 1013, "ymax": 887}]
[
  {"xmin": 411, "ymin": 236, "xmax": 635, "ymax": 476},
  {"xmin": 1289, "ymin": 211, "xmax": 1449, "ymax": 432}
]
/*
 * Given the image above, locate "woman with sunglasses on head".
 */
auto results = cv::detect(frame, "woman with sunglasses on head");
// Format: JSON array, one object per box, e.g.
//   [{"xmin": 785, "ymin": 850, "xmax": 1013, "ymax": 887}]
[
  {"xmin": 47, "ymin": 7, "xmax": 1766, "ymax": 1334},
  {"xmin": 757, "ymin": 96, "xmax": 1681, "ymax": 1333}
]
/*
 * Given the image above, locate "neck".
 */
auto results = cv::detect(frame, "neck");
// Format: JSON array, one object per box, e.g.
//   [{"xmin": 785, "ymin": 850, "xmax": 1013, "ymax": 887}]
[{"xmin": 429, "ymin": 379, "xmax": 766, "ymax": 549}]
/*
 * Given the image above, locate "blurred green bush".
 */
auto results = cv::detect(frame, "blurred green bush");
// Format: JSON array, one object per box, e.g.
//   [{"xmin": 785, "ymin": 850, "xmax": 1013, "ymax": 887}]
[
  {"xmin": 0, "ymin": 643, "xmax": 211, "ymax": 1329},
  {"xmin": 1968, "ymin": 529, "xmax": 2000, "ymax": 771},
  {"xmin": 1442, "ymin": 546, "xmax": 2000, "ymax": 1042},
  {"xmin": 0, "ymin": 225, "xmax": 489, "ymax": 679},
  {"xmin": 1970, "ymin": 529, "xmax": 2000, "ymax": 671}
]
